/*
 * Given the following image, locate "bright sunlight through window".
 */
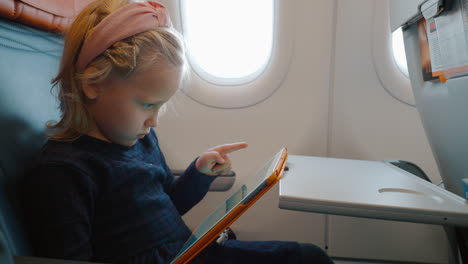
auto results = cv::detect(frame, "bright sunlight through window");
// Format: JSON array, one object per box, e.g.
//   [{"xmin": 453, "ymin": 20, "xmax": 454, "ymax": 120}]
[
  {"xmin": 392, "ymin": 27, "xmax": 409, "ymax": 77},
  {"xmin": 182, "ymin": 0, "xmax": 274, "ymax": 82}
]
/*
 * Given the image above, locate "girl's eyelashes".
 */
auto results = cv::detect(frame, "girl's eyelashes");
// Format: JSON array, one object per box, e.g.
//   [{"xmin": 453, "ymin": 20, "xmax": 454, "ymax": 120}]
[
  {"xmin": 142, "ymin": 103, "xmax": 155, "ymax": 109},
  {"xmin": 136, "ymin": 100, "xmax": 156, "ymax": 109},
  {"xmin": 139, "ymin": 101, "xmax": 163, "ymax": 110},
  {"xmin": 136, "ymin": 98, "xmax": 166, "ymax": 110}
]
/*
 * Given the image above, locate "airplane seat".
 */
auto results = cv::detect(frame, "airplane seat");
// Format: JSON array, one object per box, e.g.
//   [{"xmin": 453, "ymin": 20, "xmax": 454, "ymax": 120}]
[
  {"xmin": 0, "ymin": 17, "xmax": 235, "ymax": 264},
  {"xmin": 0, "ymin": 17, "xmax": 64, "ymax": 261}
]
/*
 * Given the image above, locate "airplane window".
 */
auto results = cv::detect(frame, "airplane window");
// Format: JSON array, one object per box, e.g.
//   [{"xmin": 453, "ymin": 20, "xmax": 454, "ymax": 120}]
[
  {"xmin": 391, "ymin": 27, "xmax": 409, "ymax": 77},
  {"xmin": 181, "ymin": 0, "xmax": 274, "ymax": 84},
  {"xmin": 372, "ymin": 1, "xmax": 414, "ymax": 106},
  {"xmin": 177, "ymin": 0, "xmax": 293, "ymax": 109}
]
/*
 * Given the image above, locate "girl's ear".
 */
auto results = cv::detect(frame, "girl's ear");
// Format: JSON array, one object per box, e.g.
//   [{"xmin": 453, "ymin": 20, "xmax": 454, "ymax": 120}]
[{"xmin": 82, "ymin": 67, "xmax": 101, "ymax": 100}]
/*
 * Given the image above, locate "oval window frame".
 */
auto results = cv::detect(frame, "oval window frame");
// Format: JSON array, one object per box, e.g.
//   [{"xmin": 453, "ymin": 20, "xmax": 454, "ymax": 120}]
[
  {"xmin": 177, "ymin": 0, "xmax": 295, "ymax": 109},
  {"xmin": 372, "ymin": 0, "xmax": 415, "ymax": 107}
]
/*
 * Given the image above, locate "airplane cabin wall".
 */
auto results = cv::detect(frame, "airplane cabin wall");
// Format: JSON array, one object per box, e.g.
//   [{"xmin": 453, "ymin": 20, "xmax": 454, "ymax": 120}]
[
  {"xmin": 157, "ymin": 0, "xmax": 334, "ymax": 249},
  {"xmin": 158, "ymin": 0, "xmax": 450, "ymax": 263}
]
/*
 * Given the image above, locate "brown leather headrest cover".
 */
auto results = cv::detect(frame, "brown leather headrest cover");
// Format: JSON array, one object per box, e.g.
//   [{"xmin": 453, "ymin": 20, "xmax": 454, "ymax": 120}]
[{"xmin": 0, "ymin": 0, "xmax": 95, "ymax": 33}]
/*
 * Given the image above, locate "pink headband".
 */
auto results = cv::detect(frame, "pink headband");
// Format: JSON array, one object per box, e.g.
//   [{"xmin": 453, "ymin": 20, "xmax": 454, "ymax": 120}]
[{"xmin": 76, "ymin": 1, "xmax": 172, "ymax": 72}]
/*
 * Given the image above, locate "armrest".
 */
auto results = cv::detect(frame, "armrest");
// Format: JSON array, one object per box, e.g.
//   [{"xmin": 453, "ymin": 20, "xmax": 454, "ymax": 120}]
[
  {"xmin": 172, "ymin": 170, "xmax": 235, "ymax": 192},
  {"xmin": 14, "ymin": 256, "xmax": 105, "ymax": 264}
]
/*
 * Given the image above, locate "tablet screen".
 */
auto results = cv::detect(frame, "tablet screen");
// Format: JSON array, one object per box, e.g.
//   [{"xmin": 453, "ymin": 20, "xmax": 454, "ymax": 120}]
[{"xmin": 171, "ymin": 150, "xmax": 285, "ymax": 263}]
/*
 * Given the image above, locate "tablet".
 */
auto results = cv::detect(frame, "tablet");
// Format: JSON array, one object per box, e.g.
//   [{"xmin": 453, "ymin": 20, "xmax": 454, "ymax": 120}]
[{"xmin": 170, "ymin": 148, "xmax": 288, "ymax": 264}]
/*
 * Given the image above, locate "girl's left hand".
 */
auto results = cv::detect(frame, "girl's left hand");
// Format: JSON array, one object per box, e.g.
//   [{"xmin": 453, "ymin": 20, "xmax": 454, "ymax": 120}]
[{"xmin": 195, "ymin": 142, "xmax": 248, "ymax": 176}]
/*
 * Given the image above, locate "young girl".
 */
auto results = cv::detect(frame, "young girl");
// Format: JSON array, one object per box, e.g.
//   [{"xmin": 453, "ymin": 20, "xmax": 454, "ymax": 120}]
[{"xmin": 22, "ymin": 0, "xmax": 334, "ymax": 263}]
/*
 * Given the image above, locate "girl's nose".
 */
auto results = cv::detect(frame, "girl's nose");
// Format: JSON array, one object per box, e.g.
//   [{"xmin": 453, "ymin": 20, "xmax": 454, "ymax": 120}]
[{"xmin": 145, "ymin": 113, "xmax": 158, "ymax": 128}]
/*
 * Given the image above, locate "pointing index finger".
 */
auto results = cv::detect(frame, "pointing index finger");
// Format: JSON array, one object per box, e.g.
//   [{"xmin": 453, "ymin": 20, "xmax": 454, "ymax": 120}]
[{"xmin": 213, "ymin": 142, "xmax": 248, "ymax": 155}]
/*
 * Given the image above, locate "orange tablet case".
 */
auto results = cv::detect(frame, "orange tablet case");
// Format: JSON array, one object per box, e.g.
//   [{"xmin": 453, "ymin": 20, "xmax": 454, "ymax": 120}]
[{"xmin": 171, "ymin": 148, "xmax": 288, "ymax": 264}]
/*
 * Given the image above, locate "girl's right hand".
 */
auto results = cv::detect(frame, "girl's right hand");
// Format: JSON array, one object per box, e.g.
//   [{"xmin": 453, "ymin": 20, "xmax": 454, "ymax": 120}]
[{"xmin": 195, "ymin": 142, "xmax": 248, "ymax": 176}]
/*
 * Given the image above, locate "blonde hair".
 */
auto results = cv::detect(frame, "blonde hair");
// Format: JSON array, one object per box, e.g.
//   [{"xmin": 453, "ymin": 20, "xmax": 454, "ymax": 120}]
[{"xmin": 47, "ymin": 0, "xmax": 186, "ymax": 141}]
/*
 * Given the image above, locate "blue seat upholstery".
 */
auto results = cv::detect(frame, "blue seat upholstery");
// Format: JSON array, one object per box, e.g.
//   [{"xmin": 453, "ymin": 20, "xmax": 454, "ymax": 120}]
[
  {"xmin": 0, "ymin": 18, "xmax": 63, "ymax": 261},
  {"xmin": 0, "ymin": 17, "xmax": 235, "ymax": 264}
]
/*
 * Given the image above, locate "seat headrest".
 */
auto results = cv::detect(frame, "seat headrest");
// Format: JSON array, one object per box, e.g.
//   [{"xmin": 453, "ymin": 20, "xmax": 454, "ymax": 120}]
[{"xmin": 0, "ymin": 0, "xmax": 96, "ymax": 33}]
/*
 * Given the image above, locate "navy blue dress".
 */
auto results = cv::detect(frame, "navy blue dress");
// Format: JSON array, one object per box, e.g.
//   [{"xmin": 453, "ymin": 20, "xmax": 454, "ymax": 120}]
[{"xmin": 22, "ymin": 130, "xmax": 305, "ymax": 264}]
